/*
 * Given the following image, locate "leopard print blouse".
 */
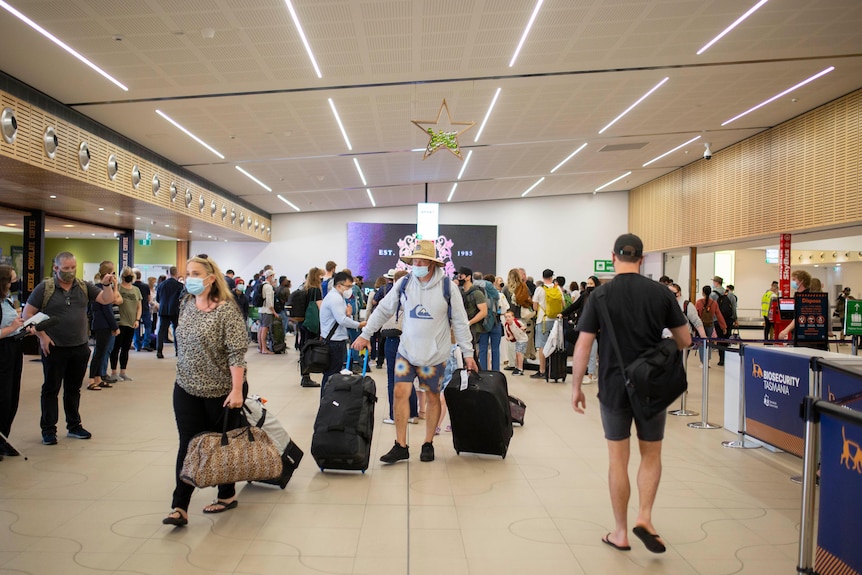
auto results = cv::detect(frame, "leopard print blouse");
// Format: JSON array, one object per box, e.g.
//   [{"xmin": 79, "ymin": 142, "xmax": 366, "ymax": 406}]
[{"xmin": 175, "ymin": 295, "xmax": 248, "ymax": 398}]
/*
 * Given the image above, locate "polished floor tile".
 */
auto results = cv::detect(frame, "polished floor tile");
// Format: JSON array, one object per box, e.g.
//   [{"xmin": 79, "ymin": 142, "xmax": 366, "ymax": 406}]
[{"xmin": 0, "ymin": 339, "xmax": 809, "ymax": 573}]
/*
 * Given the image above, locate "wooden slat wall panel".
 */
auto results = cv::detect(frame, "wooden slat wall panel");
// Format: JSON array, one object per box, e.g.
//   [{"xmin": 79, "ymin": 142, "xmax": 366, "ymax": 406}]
[
  {"xmin": 630, "ymin": 88, "xmax": 862, "ymax": 252},
  {"xmin": 0, "ymin": 90, "xmax": 270, "ymax": 239}
]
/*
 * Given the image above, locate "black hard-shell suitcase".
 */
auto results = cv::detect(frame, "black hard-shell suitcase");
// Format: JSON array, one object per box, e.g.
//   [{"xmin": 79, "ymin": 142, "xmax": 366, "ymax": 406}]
[
  {"xmin": 546, "ymin": 349, "xmax": 568, "ymax": 382},
  {"xmin": 444, "ymin": 370, "xmax": 513, "ymax": 458},
  {"xmin": 311, "ymin": 351, "xmax": 377, "ymax": 472},
  {"xmin": 268, "ymin": 316, "xmax": 287, "ymax": 354}
]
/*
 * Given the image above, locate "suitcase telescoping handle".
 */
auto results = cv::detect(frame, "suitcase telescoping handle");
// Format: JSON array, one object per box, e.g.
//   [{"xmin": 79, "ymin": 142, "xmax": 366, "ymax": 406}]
[{"xmin": 341, "ymin": 347, "xmax": 369, "ymax": 377}]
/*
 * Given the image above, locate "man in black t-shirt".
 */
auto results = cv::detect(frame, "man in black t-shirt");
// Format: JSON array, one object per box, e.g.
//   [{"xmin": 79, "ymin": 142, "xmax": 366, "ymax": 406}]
[
  {"xmin": 132, "ymin": 269, "xmax": 153, "ymax": 352},
  {"xmin": 571, "ymin": 234, "xmax": 690, "ymax": 554}
]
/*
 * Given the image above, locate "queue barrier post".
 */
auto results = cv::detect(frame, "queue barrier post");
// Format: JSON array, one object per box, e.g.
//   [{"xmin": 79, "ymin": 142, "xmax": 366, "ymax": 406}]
[
  {"xmin": 669, "ymin": 345, "xmax": 698, "ymax": 417},
  {"xmin": 722, "ymin": 343, "xmax": 760, "ymax": 449},
  {"xmin": 688, "ymin": 339, "xmax": 722, "ymax": 430},
  {"xmin": 796, "ymin": 397, "xmax": 820, "ymax": 575}
]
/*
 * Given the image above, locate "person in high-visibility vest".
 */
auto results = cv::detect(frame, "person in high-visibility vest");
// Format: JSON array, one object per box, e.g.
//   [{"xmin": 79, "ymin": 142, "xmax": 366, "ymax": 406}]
[{"xmin": 761, "ymin": 281, "xmax": 779, "ymax": 341}]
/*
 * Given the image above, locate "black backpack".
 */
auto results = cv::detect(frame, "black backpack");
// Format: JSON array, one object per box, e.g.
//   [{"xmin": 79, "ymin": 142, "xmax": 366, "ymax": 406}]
[
  {"xmin": 716, "ymin": 293, "xmax": 734, "ymax": 326},
  {"xmin": 286, "ymin": 288, "xmax": 309, "ymax": 320},
  {"xmin": 274, "ymin": 286, "xmax": 288, "ymax": 314},
  {"xmin": 251, "ymin": 282, "xmax": 265, "ymax": 307}
]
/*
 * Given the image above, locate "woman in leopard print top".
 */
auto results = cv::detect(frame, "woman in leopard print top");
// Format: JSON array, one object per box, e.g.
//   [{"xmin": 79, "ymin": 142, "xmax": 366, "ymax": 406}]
[{"xmin": 163, "ymin": 255, "xmax": 248, "ymax": 527}]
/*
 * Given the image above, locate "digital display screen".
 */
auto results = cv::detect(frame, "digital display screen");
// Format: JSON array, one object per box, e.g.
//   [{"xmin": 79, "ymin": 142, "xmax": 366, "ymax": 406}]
[
  {"xmin": 765, "ymin": 248, "xmax": 779, "ymax": 264},
  {"xmin": 347, "ymin": 222, "xmax": 497, "ymax": 283}
]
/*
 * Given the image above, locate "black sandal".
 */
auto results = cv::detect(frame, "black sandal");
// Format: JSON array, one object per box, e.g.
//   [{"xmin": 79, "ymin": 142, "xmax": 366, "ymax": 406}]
[
  {"xmin": 87, "ymin": 382, "xmax": 102, "ymax": 390},
  {"xmin": 162, "ymin": 509, "xmax": 188, "ymax": 526}
]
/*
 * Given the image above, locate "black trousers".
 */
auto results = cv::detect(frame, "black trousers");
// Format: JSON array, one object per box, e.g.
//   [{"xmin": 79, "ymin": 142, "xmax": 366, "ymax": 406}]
[
  {"xmin": 171, "ymin": 382, "xmax": 248, "ymax": 512},
  {"xmin": 320, "ymin": 339, "xmax": 348, "ymax": 396},
  {"xmin": 40, "ymin": 344, "xmax": 91, "ymax": 435},
  {"xmin": 110, "ymin": 325, "xmax": 135, "ymax": 370},
  {"xmin": 157, "ymin": 314, "xmax": 179, "ymax": 354},
  {"xmin": 89, "ymin": 328, "xmax": 113, "ymax": 378},
  {"xmin": 0, "ymin": 338, "xmax": 23, "ymax": 438}
]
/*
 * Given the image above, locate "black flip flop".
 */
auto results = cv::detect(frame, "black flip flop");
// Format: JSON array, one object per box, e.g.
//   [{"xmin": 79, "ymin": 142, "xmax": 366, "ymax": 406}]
[
  {"xmin": 632, "ymin": 526, "xmax": 666, "ymax": 553},
  {"xmin": 203, "ymin": 499, "xmax": 238, "ymax": 514},
  {"xmin": 602, "ymin": 533, "xmax": 631, "ymax": 551}
]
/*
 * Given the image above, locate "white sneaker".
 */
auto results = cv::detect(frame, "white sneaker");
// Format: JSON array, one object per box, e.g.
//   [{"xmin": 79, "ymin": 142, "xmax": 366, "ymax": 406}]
[
  {"xmin": 383, "ymin": 418, "xmax": 394, "ymax": 425},
  {"xmin": 582, "ymin": 375, "xmax": 592, "ymax": 384},
  {"xmin": 407, "ymin": 417, "xmax": 419, "ymax": 424},
  {"xmin": 590, "ymin": 374, "xmax": 598, "ymax": 383}
]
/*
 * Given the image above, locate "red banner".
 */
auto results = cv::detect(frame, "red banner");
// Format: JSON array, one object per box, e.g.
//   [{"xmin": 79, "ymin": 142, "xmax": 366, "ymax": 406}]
[{"xmin": 779, "ymin": 233, "xmax": 791, "ymax": 297}]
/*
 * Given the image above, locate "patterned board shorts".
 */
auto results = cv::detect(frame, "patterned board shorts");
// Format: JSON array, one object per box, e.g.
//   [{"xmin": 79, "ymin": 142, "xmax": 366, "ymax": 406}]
[{"xmin": 393, "ymin": 353, "xmax": 447, "ymax": 394}]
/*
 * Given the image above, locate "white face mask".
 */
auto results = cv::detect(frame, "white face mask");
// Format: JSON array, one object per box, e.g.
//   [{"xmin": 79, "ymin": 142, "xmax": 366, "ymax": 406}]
[{"xmin": 413, "ymin": 266, "xmax": 429, "ymax": 278}]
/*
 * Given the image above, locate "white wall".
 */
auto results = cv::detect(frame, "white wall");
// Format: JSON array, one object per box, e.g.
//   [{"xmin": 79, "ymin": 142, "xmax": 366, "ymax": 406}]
[{"xmin": 192, "ymin": 191, "xmax": 630, "ymax": 287}]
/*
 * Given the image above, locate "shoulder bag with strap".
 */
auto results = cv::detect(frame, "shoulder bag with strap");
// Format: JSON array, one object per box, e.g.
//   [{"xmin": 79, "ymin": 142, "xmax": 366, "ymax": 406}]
[
  {"xmin": 300, "ymin": 323, "xmax": 340, "ymax": 375},
  {"xmin": 594, "ymin": 290, "xmax": 687, "ymax": 420}
]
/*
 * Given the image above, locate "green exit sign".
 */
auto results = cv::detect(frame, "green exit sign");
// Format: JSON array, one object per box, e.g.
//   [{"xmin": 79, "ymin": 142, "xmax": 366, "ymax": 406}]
[
  {"xmin": 139, "ymin": 239, "xmax": 151, "ymax": 246},
  {"xmin": 594, "ymin": 260, "xmax": 614, "ymax": 273}
]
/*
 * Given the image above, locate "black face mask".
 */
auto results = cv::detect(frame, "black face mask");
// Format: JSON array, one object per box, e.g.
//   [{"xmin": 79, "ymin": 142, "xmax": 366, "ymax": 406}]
[
  {"xmin": 8, "ymin": 279, "xmax": 21, "ymax": 293},
  {"xmin": 123, "ymin": 275, "xmax": 135, "ymax": 283}
]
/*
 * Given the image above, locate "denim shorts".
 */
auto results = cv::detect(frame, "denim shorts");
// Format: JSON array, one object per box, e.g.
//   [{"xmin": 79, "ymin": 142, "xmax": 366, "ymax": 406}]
[
  {"xmin": 600, "ymin": 401, "xmax": 667, "ymax": 442},
  {"xmin": 514, "ymin": 341, "xmax": 527, "ymax": 354},
  {"xmin": 534, "ymin": 320, "xmax": 554, "ymax": 349},
  {"xmin": 393, "ymin": 353, "xmax": 447, "ymax": 394}
]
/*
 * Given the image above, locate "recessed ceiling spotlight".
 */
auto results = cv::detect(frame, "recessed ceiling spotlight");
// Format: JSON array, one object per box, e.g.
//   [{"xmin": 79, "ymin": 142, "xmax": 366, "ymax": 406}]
[
  {"xmin": 98, "ymin": 207, "xmax": 105, "ymax": 211},
  {"xmin": 49, "ymin": 195, "xmax": 57, "ymax": 199}
]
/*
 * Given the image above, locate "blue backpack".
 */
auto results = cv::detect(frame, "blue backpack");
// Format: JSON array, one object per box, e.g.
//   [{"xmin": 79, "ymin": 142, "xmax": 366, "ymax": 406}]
[{"xmin": 475, "ymin": 279, "xmax": 500, "ymax": 332}]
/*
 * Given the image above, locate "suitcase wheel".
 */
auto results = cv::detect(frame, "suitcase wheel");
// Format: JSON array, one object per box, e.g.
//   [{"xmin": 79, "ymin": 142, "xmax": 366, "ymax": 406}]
[
  {"xmin": 319, "ymin": 467, "xmax": 325, "ymax": 472},
  {"xmin": 361, "ymin": 470, "xmax": 366, "ymax": 474}
]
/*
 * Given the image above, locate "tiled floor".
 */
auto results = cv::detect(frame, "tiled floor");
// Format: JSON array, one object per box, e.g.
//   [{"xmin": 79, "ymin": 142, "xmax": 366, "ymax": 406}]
[{"xmin": 0, "ymin": 339, "xmax": 807, "ymax": 574}]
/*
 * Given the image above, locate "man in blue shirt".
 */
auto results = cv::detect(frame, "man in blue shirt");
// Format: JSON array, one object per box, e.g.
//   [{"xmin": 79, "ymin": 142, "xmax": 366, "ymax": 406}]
[{"xmin": 319, "ymin": 271, "xmax": 366, "ymax": 394}]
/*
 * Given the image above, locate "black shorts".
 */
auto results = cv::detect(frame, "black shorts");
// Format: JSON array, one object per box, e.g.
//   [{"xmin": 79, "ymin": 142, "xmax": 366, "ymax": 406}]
[{"xmin": 600, "ymin": 401, "xmax": 667, "ymax": 442}]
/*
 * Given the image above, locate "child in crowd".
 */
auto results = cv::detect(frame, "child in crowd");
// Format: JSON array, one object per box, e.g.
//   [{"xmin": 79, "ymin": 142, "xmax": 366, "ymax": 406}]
[{"xmin": 503, "ymin": 310, "xmax": 528, "ymax": 375}]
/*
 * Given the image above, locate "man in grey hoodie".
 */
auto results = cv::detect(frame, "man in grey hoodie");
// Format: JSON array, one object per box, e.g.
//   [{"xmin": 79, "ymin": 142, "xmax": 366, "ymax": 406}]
[{"xmin": 353, "ymin": 239, "xmax": 477, "ymax": 464}]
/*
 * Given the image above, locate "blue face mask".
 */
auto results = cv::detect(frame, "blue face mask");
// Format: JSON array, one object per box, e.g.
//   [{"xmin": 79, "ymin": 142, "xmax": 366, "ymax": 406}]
[
  {"xmin": 186, "ymin": 277, "xmax": 206, "ymax": 295},
  {"xmin": 413, "ymin": 266, "xmax": 429, "ymax": 278},
  {"xmin": 790, "ymin": 280, "xmax": 799, "ymax": 290}
]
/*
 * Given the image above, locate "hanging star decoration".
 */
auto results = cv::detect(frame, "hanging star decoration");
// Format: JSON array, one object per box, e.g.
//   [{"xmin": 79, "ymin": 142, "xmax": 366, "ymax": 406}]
[{"xmin": 411, "ymin": 98, "xmax": 475, "ymax": 160}]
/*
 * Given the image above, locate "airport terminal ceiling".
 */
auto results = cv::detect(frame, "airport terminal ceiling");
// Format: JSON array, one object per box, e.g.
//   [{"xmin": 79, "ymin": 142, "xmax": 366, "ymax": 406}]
[{"xmin": 0, "ymin": 0, "xmax": 860, "ymax": 244}]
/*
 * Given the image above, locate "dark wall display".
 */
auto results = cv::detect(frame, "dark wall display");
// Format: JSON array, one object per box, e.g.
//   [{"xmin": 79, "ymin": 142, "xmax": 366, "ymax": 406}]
[{"xmin": 347, "ymin": 223, "xmax": 497, "ymax": 282}]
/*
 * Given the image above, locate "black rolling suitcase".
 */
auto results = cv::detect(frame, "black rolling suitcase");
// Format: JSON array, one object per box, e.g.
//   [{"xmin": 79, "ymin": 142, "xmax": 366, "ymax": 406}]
[
  {"xmin": 311, "ymin": 350, "xmax": 377, "ymax": 472},
  {"xmin": 546, "ymin": 349, "xmax": 568, "ymax": 382},
  {"xmin": 268, "ymin": 316, "xmax": 287, "ymax": 354},
  {"xmin": 444, "ymin": 370, "xmax": 513, "ymax": 458}
]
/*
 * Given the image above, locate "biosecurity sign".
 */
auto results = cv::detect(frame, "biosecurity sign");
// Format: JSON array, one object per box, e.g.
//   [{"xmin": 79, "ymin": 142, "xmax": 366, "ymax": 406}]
[{"xmin": 744, "ymin": 347, "xmax": 811, "ymax": 456}]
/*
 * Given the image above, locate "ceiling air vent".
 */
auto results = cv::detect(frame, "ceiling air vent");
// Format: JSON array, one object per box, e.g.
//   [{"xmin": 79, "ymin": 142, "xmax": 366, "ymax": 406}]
[
  {"xmin": 185, "ymin": 188, "xmax": 193, "ymax": 207},
  {"xmin": 170, "ymin": 182, "xmax": 178, "ymax": 202},
  {"xmin": 44, "ymin": 126, "xmax": 58, "ymax": 158},
  {"xmin": 131, "ymin": 165, "xmax": 141, "ymax": 189},
  {"xmin": 78, "ymin": 142, "xmax": 91, "ymax": 171},
  {"xmin": 231, "ymin": 209, "xmax": 236, "ymax": 224},
  {"xmin": 198, "ymin": 194, "xmax": 205, "ymax": 212},
  {"xmin": 1, "ymin": 108, "xmax": 17, "ymax": 144},
  {"xmin": 598, "ymin": 143, "xmax": 648, "ymax": 152},
  {"xmin": 107, "ymin": 154, "xmax": 118, "ymax": 181},
  {"xmin": 221, "ymin": 205, "xmax": 227, "ymax": 220},
  {"xmin": 210, "ymin": 200, "xmax": 216, "ymax": 216},
  {"xmin": 152, "ymin": 174, "xmax": 160, "ymax": 196}
]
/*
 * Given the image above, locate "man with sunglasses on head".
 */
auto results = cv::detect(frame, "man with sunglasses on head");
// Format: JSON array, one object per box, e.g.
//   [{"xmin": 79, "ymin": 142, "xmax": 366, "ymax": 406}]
[{"xmin": 23, "ymin": 251, "xmax": 118, "ymax": 446}]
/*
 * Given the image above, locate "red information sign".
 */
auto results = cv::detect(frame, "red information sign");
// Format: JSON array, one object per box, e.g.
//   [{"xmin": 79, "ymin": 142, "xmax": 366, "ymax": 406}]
[{"xmin": 779, "ymin": 233, "xmax": 791, "ymax": 297}]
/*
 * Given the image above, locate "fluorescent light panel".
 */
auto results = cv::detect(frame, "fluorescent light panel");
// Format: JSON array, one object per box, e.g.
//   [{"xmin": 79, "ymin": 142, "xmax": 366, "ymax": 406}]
[
  {"xmin": 447, "ymin": 183, "xmax": 458, "ymax": 202},
  {"xmin": 595, "ymin": 171, "xmax": 632, "ymax": 193},
  {"xmin": 284, "ymin": 0, "xmax": 322, "ymax": 78},
  {"xmin": 642, "ymin": 136, "xmax": 701, "ymax": 167},
  {"xmin": 550, "ymin": 143, "xmax": 588, "ymax": 173},
  {"xmin": 509, "ymin": 0, "xmax": 544, "ymax": 67},
  {"xmin": 235, "ymin": 166, "xmax": 272, "ymax": 192},
  {"xmin": 0, "ymin": 1, "xmax": 128, "ymax": 91},
  {"xmin": 366, "ymin": 189, "xmax": 376, "ymax": 207},
  {"xmin": 277, "ymin": 194, "xmax": 301, "ymax": 211},
  {"xmin": 697, "ymin": 0, "xmax": 769, "ymax": 55},
  {"xmin": 721, "ymin": 66, "xmax": 835, "ymax": 126},
  {"xmin": 457, "ymin": 150, "xmax": 473, "ymax": 180},
  {"xmin": 155, "ymin": 110, "xmax": 224, "ymax": 159},
  {"xmin": 521, "ymin": 176, "xmax": 545, "ymax": 197},
  {"xmin": 598, "ymin": 77, "xmax": 669, "ymax": 134},
  {"xmin": 353, "ymin": 158, "xmax": 367, "ymax": 186},
  {"xmin": 474, "ymin": 88, "xmax": 501, "ymax": 142},
  {"xmin": 329, "ymin": 98, "xmax": 352, "ymax": 150}
]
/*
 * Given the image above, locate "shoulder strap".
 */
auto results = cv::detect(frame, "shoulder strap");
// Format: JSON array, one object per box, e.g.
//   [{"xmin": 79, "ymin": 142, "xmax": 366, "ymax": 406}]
[
  {"xmin": 323, "ymin": 321, "xmax": 339, "ymax": 343},
  {"xmin": 42, "ymin": 277, "xmax": 55, "ymax": 310},
  {"xmin": 594, "ymin": 290, "xmax": 630, "ymax": 387},
  {"xmin": 395, "ymin": 274, "xmax": 452, "ymax": 322}
]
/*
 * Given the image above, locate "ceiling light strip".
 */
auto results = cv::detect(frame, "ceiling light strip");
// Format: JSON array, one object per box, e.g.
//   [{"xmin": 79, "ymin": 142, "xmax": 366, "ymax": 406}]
[
  {"xmin": 457, "ymin": 150, "xmax": 473, "ymax": 180},
  {"xmin": 366, "ymin": 189, "xmax": 376, "ymax": 207},
  {"xmin": 598, "ymin": 77, "xmax": 669, "ymax": 134},
  {"xmin": 447, "ymin": 183, "xmax": 458, "ymax": 202},
  {"xmin": 329, "ymin": 98, "xmax": 352, "ymax": 151},
  {"xmin": 697, "ymin": 0, "xmax": 769, "ymax": 55},
  {"xmin": 509, "ymin": 0, "xmax": 544, "ymax": 67},
  {"xmin": 353, "ymin": 158, "xmax": 367, "ymax": 186},
  {"xmin": 0, "ymin": 0, "xmax": 128, "ymax": 91},
  {"xmin": 474, "ymin": 87, "xmax": 502, "ymax": 142},
  {"xmin": 284, "ymin": 0, "xmax": 322, "ymax": 78},
  {"xmin": 277, "ymin": 194, "xmax": 301, "ymax": 211},
  {"xmin": 155, "ymin": 110, "xmax": 224, "ymax": 159},
  {"xmin": 235, "ymin": 166, "xmax": 272, "ymax": 192},
  {"xmin": 595, "ymin": 171, "xmax": 632, "ymax": 193},
  {"xmin": 721, "ymin": 66, "xmax": 835, "ymax": 126},
  {"xmin": 642, "ymin": 136, "xmax": 701, "ymax": 167},
  {"xmin": 550, "ymin": 143, "xmax": 588, "ymax": 173},
  {"xmin": 521, "ymin": 176, "xmax": 545, "ymax": 197}
]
